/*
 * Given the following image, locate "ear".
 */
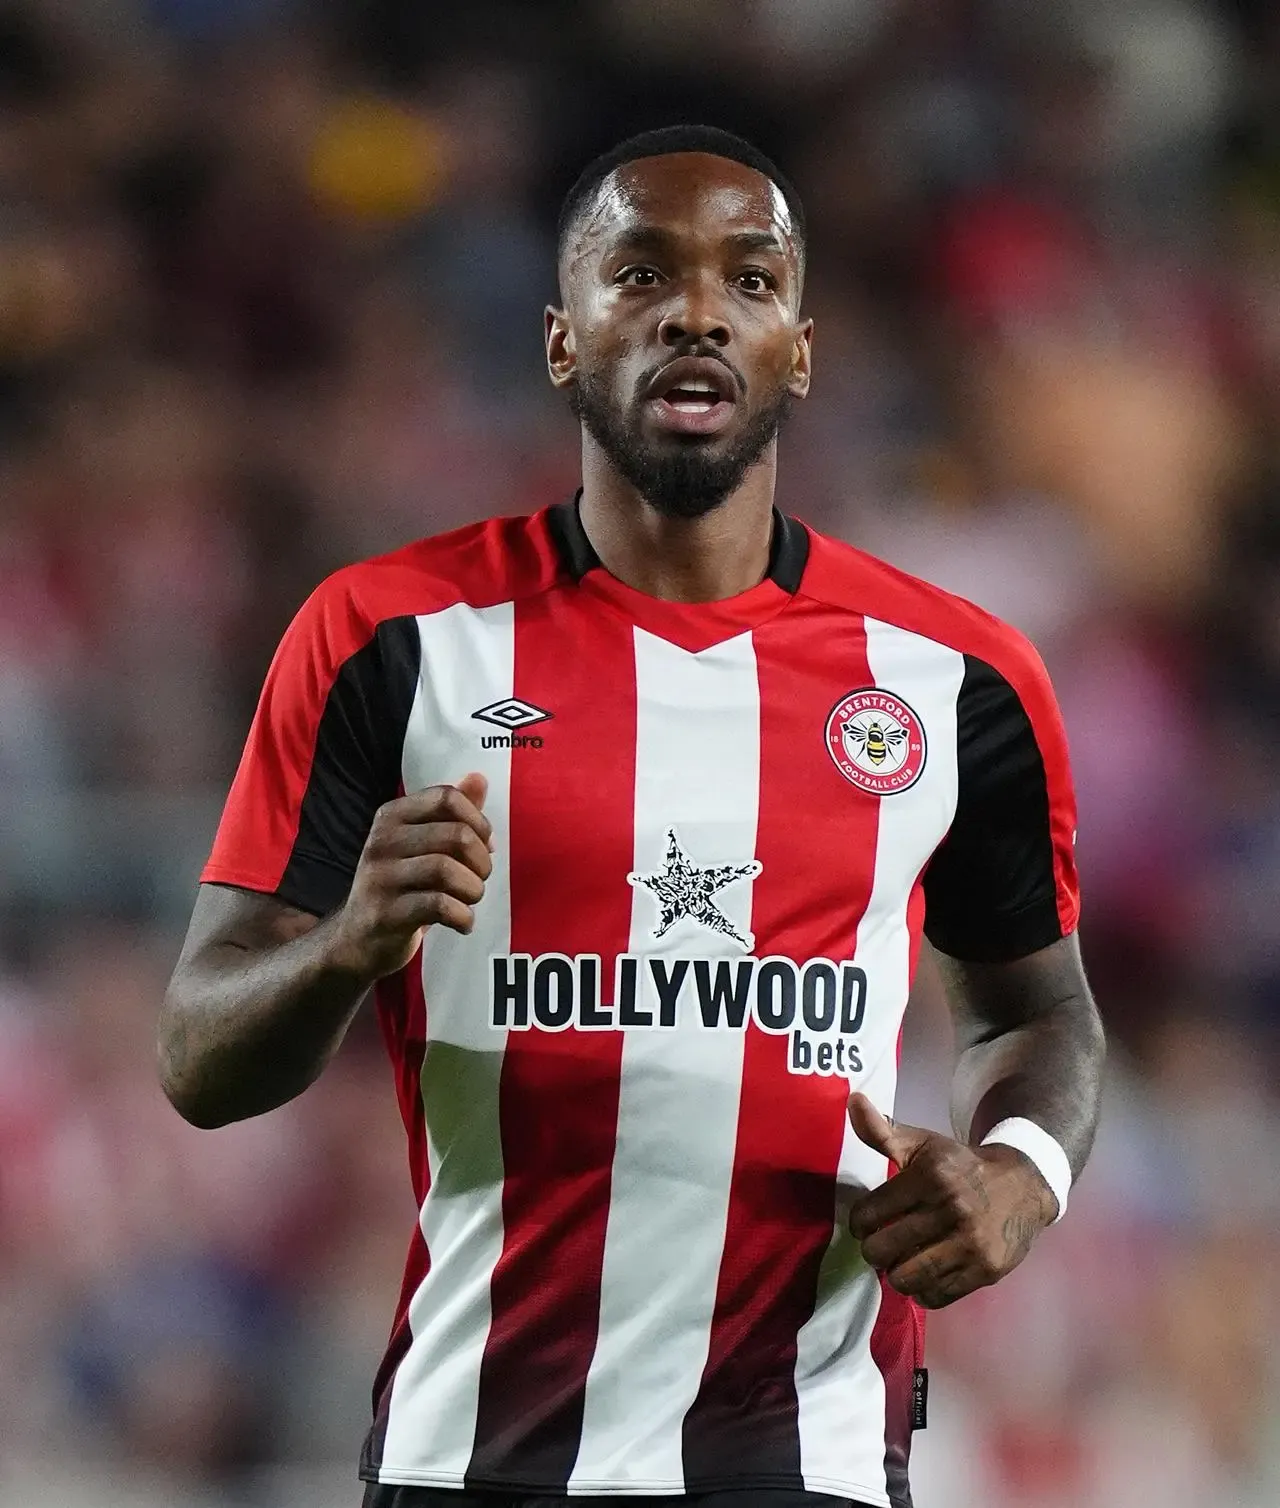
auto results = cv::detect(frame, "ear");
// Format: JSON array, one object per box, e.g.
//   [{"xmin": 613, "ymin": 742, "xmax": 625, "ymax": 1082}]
[
  {"xmin": 787, "ymin": 317, "xmax": 814, "ymax": 400},
  {"xmin": 545, "ymin": 305, "xmax": 576, "ymax": 390}
]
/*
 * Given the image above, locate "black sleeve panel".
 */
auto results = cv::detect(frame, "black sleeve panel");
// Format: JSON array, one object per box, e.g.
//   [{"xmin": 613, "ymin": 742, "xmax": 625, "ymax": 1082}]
[
  {"xmin": 276, "ymin": 615, "xmax": 421, "ymax": 916},
  {"xmin": 923, "ymin": 654, "xmax": 1065, "ymax": 962}
]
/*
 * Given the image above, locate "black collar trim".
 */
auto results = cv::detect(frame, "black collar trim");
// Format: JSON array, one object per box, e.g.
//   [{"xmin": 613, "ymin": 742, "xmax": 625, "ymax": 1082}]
[
  {"xmin": 767, "ymin": 507, "xmax": 809, "ymax": 594},
  {"xmin": 547, "ymin": 491, "xmax": 809, "ymax": 594},
  {"xmin": 545, "ymin": 491, "xmax": 601, "ymax": 582}
]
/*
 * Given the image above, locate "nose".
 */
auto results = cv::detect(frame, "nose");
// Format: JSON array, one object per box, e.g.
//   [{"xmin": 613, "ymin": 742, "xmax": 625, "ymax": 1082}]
[{"xmin": 657, "ymin": 281, "xmax": 731, "ymax": 349}]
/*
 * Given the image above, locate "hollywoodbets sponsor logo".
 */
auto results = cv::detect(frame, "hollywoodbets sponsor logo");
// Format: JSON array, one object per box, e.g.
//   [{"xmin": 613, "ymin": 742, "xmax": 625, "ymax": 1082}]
[{"xmin": 489, "ymin": 953, "xmax": 868, "ymax": 1077}]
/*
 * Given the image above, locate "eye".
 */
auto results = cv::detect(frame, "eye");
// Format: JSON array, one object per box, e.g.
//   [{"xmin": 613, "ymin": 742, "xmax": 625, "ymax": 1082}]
[
  {"xmin": 616, "ymin": 266, "xmax": 663, "ymax": 287},
  {"xmin": 735, "ymin": 268, "xmax": 778, "ymax": 295}
]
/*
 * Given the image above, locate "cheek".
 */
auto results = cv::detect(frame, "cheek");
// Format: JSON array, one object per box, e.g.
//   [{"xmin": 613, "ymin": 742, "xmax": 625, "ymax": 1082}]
[
  {"xmin": 749, "ymin": 334, "xmax": 801, "ymax": 392},
  {"xmin": 574, "ymin": 297, "xmax": 631, "ymax": 355},
  {"xmin": 578, "ymin": 327, "xmax": 641, "ymax": 393}
]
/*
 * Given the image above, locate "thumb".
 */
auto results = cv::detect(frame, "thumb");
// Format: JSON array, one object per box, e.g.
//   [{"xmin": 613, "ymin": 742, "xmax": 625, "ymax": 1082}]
[
  {"xmin": 454, "ymin": 772, "xmax": 493, "ymax": 850},
  {"xmin": 847, "ymin": 1092, "xmax": 930, "ymax": 1168},
  {"xmin": 455, "ymin": 771, "xmax": 489, "ymax": 810}
]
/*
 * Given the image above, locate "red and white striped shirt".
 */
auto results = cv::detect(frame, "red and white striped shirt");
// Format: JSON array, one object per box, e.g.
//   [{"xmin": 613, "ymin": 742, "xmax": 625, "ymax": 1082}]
[{"xmin": 203, "ymin": 498, "xmax": 1079, "ymax": 1508}]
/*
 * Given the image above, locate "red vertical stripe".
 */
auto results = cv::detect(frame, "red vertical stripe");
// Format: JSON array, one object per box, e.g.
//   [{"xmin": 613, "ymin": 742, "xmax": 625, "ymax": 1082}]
[
  {"xmin": 869, "ymin": 965, "xmax": 924, "ymax": 1508},
  {"xmin": 467, "ymin": 591, "xmax": 637, "ymax": 1488},
  {"xmin": 364, "ymin": 950, "xmax": 431, "ymax": 1472},
  {"xmin": 682, "ymin": 607, "xmax": 882, "ymax": 1488},
  {"xmin": 868, "ymin": 995, "xmax": 916, "ymax": 1501},
  {"xmin": 869, "ymin": 1271, "xmax": 920, "ymax": 1508}
]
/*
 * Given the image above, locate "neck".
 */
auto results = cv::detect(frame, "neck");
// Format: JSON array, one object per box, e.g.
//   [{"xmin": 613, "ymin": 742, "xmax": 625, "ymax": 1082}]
[{"xmin": 577, "ymin": 434, "xmax": 779, "ymax": 603}]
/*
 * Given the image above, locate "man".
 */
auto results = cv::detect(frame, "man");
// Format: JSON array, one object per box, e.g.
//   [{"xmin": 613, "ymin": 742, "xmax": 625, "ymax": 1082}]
[{"xmin": 159, "ymin": 125, "xmax": 1105, "ymax": 1508}]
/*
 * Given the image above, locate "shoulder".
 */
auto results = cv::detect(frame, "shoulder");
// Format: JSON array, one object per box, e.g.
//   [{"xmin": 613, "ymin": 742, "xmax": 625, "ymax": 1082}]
[
  {"xmin": 799, "ymin": 524, "xmax": 1053, "ymax": 695},
  {"xmin": 286, "ymin": 511, "xmax": 561, "ymax": 662}
]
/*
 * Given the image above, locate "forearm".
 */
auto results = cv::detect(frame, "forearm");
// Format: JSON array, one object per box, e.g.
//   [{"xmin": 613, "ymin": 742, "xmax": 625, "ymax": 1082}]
[
  {"xmin": 158, "ymin": 912, "xmax": 371, "ymax": 1128},
  {"xmin": 940, "ymin": 941, "xmax": 1106, "ymax": 1179},
  {"xmin": 950, "ymin": 1005, "xmax": 1104, "ymax": 1178}
]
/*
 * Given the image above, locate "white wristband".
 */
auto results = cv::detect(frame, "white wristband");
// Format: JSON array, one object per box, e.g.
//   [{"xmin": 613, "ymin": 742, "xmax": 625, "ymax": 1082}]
[{"xmin": 980, "ymin": 1117, "xmax": 1072, "ymax": 1224}]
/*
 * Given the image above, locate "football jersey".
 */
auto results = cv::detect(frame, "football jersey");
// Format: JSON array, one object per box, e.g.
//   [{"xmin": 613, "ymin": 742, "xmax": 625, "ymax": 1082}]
[{"xmin": 202, "ymin": 497, "xmax": 1079, "ymax": 1508}]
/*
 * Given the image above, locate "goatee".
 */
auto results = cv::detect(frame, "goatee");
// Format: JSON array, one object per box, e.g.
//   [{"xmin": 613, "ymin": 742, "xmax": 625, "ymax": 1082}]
[{"xmin": 569, "ymin": 373, "xmax": 793, "ymax": 520}]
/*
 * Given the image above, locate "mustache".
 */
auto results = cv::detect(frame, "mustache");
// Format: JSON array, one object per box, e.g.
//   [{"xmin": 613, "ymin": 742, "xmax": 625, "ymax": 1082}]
[{"xmin": 634, "ymin": 347, "xmax": 748, "ymax": 402}]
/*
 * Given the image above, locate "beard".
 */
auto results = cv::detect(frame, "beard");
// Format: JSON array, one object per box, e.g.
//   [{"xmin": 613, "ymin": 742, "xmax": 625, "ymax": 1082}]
[{"xmin": 569, "ymin": 367, "xmax": 793, "ymax": 520}]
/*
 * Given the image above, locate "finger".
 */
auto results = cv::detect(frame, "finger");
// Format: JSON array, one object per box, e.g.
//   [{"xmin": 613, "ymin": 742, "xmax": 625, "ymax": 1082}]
[
  {"xmin": 884, "ymin": 1240, "xmax": 971, "ymax": 1307},
  {"xmin": 847, "ymin": 1093, "xmax": 931, "ymax": 1168},
  {"xmin": 386, "ymin": 784, "xmax": 493, "ymax": 847},
  {"xmin": 848, "ymin": 1167, "xmax": 943, "ymax": 1240},
  {"xmin": 389, "ymin": 854, "xmax": 487, "ymax": 906},
  {"xmin": 374, "ymin": 821, "xmax": 493, "ymax": 879},
  {"xmin": 389, "ymin": 889, "xmax": 476, "ymax": 936},
  {"xmin": 859, "ymin": 1207, "xmax": 960, "ymax": 1273},
  {"xmin": 913, "ymin": 1268, "xmax": 975, "ymax": 1310}
]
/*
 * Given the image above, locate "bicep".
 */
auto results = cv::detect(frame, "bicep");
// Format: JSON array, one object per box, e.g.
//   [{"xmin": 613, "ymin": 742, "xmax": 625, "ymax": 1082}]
[
  {"xmin": 175, "ymin": 882, "xmax": 323, "ymax": 973},
  {"xmin": 934, "ymin": 932, "xmax": 1092, "ymax": 1048}
]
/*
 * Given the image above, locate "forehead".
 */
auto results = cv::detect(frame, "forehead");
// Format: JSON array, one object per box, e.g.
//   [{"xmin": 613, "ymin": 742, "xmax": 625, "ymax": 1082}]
[{"xmin": 582, "ymin": 151, "xmax": 796, "ymax": 253}]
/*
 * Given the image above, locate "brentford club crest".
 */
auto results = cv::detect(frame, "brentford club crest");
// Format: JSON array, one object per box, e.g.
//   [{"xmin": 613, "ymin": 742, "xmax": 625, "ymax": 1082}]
[{"xmin": 825, "ymin": 687, "xmax": 927, "ymax": 795}]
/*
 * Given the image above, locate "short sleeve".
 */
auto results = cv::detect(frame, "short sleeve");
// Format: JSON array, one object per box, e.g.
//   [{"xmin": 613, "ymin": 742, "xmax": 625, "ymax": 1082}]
[
  {"xmin": 200, "ymin": 578, "xmax": 421, "ymax": 916},
  {"xmin": 923, "ymin": 646, "xmax": 1079, "ymax": 963}
]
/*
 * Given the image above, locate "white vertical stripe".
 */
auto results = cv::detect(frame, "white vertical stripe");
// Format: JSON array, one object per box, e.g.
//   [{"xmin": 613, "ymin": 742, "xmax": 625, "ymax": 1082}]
[
  {"xmin": 795, "ymin": 617, "xmax": 964, "ymax": 1500},
  {"xmin": 380, "ymin": 601, "xmax": 515, "ymax": 1477},
  {"xmin": 569, "ymin": 627, "xmax": 761, "ymax": 1492}
]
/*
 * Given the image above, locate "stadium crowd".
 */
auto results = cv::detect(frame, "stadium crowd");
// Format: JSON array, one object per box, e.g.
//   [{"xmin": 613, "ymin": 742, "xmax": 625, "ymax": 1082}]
[{"xmin": 2, "ymin": 1, "xmax": 1280, "ymax": 1504}]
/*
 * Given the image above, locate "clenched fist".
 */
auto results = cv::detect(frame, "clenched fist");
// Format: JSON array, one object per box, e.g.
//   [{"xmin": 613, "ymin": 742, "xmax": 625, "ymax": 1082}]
[
  {"xmin": 847, "ymin": 1092, "xmax": 1057, "ymax": 1310},
  {"xmin": 329, "ymin": 773, "xmax": 493, "ymax": 983}
]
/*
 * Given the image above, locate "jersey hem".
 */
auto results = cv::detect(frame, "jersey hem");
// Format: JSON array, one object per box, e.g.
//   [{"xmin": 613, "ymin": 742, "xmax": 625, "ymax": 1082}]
[
  {"xmin": 198, "ymin": 864, "xmax": 283, "ymax": 894},
  {"xmin": 925, "ymin": 904, "xmax": 1076, "ymax": 964},
  {"xmin": 197, "ymin": 864, "xmax": 331, "ymax": 918},
  {"xmin": 359, "ymin": 1466, "xmax": 891, "ymax": 1504}
]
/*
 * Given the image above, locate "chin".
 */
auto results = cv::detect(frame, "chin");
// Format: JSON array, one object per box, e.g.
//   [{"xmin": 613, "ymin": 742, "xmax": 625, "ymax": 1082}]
[
  {"xmin": 646, "ymin": 430, "xmax": 732, "ymax": 456},
  {"xmin": 639, "ymin": 419, "xmax": 740, "ymax": 453}
]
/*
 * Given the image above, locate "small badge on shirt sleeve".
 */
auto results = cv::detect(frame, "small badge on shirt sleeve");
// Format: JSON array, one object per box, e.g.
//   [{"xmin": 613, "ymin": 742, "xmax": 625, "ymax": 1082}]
[{"xmin": 912, "ymin": 1368, "xmax": 929, "ymax": 1430}]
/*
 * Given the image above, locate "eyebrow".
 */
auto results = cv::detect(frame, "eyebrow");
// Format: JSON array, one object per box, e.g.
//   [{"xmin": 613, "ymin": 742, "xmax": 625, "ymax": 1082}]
[
  {"xmin": 605, "ymin": 225, "xmax": 791, "ymax": 259},
  {"xmin": 723, "ymin": 229, "xmax": 789, "ymax": 257}
]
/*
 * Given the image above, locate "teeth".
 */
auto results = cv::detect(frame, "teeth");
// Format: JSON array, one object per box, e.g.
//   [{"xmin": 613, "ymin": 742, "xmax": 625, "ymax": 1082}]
[{"xmin": 683, "ymin": 379, "xmax": 716, "ymax": 393}]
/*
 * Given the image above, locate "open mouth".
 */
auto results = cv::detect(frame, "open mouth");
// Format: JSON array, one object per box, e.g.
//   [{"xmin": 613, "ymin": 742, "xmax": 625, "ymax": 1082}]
[
  {"xmin": 646, "ymin": 358, "xmax": 738, "ymax": 435},
  {"xmin": 663, "ymin": 377, "xmax": 727, "ymax": 414}
]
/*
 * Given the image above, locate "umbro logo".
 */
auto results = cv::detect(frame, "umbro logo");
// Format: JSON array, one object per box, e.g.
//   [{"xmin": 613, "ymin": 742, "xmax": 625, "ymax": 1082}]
[
  {"xmin": 471, "ymin": 698, "xmax": 552, "ymax": 750},
  {"xmin": 472, "ymin": 698, "xmax": 553, "ymax": 730}
]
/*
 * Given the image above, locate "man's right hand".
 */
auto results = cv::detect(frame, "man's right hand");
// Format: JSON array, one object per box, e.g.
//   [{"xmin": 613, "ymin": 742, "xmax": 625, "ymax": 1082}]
[{"xmin": 329, "ymin": 772, "xmax": 493, "ymax": 982}]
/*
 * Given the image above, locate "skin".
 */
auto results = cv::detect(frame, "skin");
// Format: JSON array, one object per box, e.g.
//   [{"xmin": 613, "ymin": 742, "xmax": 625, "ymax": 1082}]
[
  {"xmin": 159, "ymin": 151, "xmax": 1105, "ymax": 1313},
  {"xmin": 848, "ymin": 934, "xmax": 1105, "ymax": 1309},
  {"xmin": 158, "ymin": 776, "xmax": 493, "ymax": 1127},
  {"xmin": 546, "ymin": 152, "xmax": 812, "ymax": 602}
]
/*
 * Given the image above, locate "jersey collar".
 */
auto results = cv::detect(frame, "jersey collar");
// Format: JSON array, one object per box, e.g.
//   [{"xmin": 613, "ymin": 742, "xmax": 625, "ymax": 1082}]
[{"xmin": 544, "ymin": 491, "xmax": 809, "ymax": 653}]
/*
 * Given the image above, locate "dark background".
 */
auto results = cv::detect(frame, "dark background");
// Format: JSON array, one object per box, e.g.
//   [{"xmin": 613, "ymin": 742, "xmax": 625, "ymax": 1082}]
[{"xmin": 1, "ymin": 1, "xmax": 1279, "ymax": 1504}]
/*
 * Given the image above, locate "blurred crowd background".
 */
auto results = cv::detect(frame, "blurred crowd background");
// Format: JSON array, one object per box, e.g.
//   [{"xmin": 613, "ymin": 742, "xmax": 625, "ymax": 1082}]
[{"xmin": 1, "ymin": 0, "xmax": 1279, "ymax": 1504}]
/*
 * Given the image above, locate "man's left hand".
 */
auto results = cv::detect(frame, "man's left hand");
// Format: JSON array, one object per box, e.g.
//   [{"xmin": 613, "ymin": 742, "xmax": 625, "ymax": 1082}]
[{"xmin": 846, "ymin": 1092, "xmax": 1058, "ymax": 1309}]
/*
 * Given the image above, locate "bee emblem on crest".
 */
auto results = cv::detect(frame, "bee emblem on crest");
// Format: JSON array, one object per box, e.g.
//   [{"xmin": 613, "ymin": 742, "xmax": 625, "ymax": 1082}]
[{"xmin": 825, "ymin": 690, "xmax": 927, "ymax": 795}]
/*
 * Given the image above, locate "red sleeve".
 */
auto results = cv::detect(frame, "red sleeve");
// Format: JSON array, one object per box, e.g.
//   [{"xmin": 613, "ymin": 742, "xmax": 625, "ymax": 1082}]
[
  {"xmin": 201, "ymin": 574, "xmax": 420, "ymax": 915},
  {"xmin": 923, "ymin": 637, "xmax": 1079, "ymax": 962}
]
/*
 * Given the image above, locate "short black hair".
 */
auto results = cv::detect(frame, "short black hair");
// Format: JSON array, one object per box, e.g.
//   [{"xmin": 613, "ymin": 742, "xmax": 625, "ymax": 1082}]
[{"xmin": 556, "ymin": 124, "xmax": 806, "ymax": 276}]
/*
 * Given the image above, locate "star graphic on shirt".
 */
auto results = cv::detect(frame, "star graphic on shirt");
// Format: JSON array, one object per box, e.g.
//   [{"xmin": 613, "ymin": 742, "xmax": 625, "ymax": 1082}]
[{"xmin": 628, "ymin": 829, "xmax": 762, "ymax": 951}]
